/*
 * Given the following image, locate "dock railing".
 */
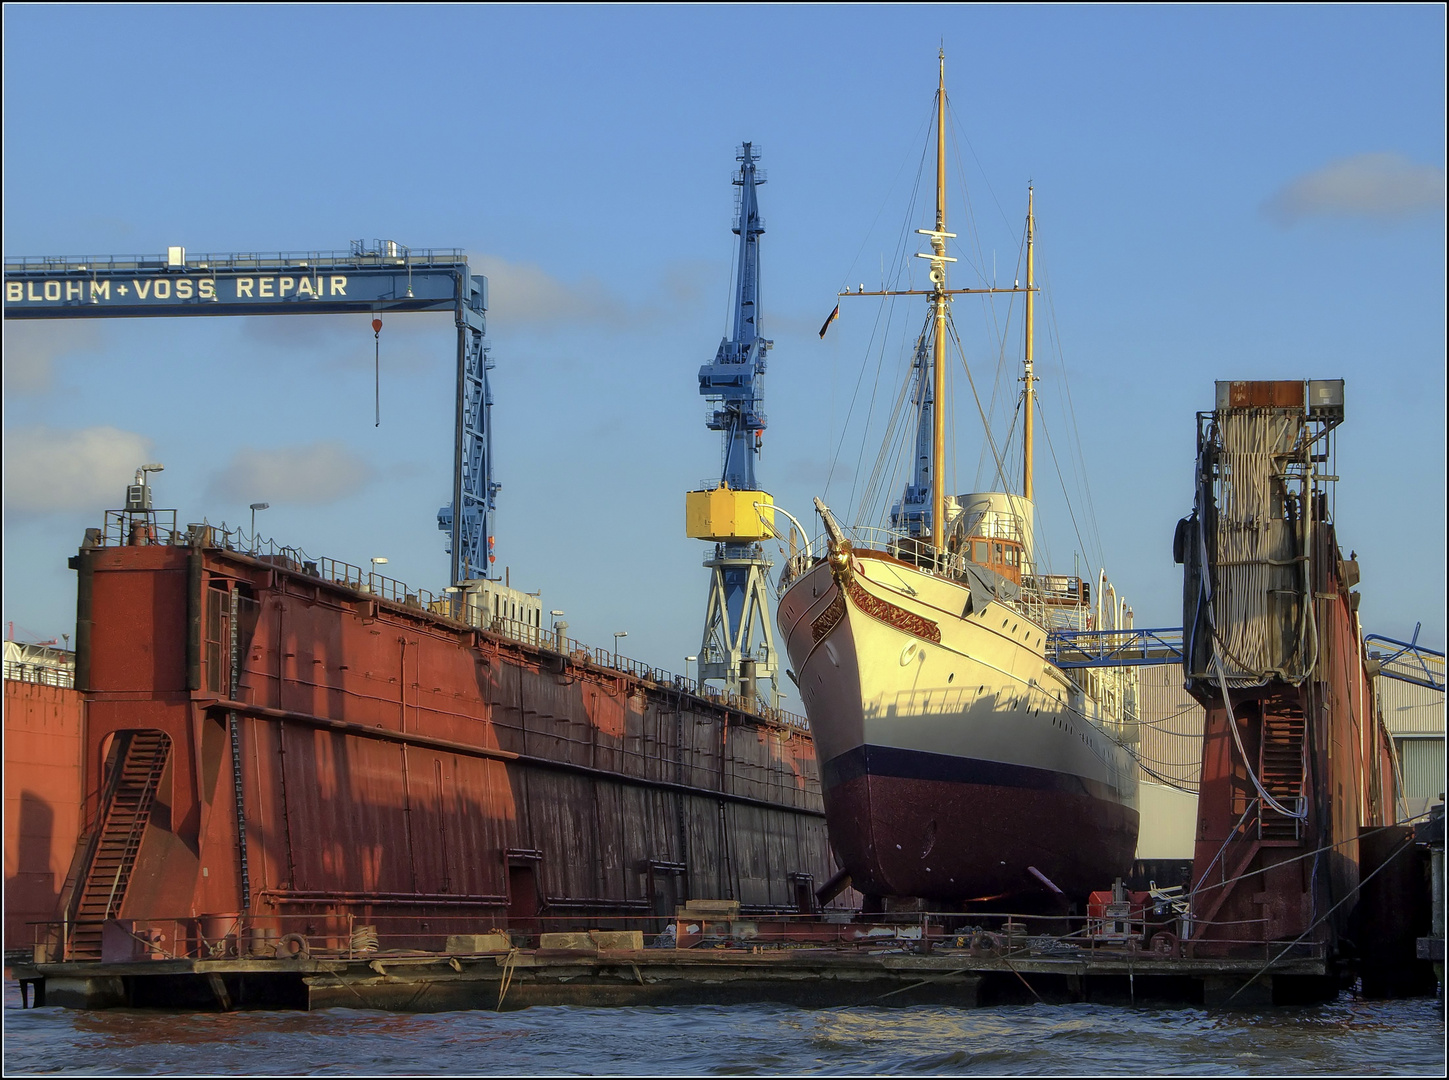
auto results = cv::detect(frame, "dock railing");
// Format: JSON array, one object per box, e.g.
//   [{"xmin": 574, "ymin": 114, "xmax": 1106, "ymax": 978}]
[
  {"xmin": 84, "ymin": 511, "xmax": 810, "ymax": 731},
  {"xmin": 27, "ymin": 906, "xmax": 1305, "ymax": 966},
  {"xmin": 3, "ymin": 661, "xmax": 75, "ymax": 688}
]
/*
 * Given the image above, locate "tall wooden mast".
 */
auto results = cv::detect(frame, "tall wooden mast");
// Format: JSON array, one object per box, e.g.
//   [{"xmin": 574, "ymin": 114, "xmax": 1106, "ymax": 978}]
[
  {"xmin": 833, "ymin": 53, "xmax": 1040, "ymax": 554},
  {"xmin": 930, "ymin": 52, "xmax": 949, "ymax": 550},
  {"xmin": 1023, "ymin": 187, "xmax": 1036, "ymax": 502}
]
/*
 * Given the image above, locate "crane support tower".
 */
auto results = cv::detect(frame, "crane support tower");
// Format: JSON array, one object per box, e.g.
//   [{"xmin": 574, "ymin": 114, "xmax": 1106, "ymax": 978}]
[
  {"xmin": 3, "ymin": 243, "xmax": 495, "ymax": 586},
  {"xmin": 686, "ymin": 143, "xmax": 780, "ymax": 710}
]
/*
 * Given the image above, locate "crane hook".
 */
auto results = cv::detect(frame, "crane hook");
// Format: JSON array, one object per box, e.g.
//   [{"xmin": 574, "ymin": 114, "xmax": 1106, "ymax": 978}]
[{"xmin": 372, "ymin": 317, "xmax": 383, "ymax": 427}]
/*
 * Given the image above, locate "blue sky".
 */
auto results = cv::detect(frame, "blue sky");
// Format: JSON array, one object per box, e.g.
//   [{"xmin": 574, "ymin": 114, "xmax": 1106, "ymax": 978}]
[{"xmin": 4, "ymin": 5, "xmax": 1445, "ymax": 692}]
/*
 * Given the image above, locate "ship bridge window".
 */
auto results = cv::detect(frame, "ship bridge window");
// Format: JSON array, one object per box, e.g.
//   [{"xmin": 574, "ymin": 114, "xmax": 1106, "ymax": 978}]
[{"xmin": 972, "ymin": 540, "xmax": 989, "ymax": 564}]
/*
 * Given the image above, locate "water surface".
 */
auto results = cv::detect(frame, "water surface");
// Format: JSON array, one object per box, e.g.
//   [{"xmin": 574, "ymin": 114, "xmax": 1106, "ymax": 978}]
[{"xmin": 3, "ymin": 980, "xmax": 1443, "ymax": 1075}]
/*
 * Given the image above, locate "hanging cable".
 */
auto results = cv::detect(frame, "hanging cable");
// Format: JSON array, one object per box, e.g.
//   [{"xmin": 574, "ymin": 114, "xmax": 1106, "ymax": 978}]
[
  {"xmin": 827, "ymin": 138, "xmax": 929, "ymax": 507},
  {"xmin": 1195, "ymin": 472, "xmax": 1309, "ymax": 821},
  {"xmin": 946, "ymin": 316, "xmax": 1009, "ymax": 488},
  {"xmin": 371, "ymin": 317, "xmax": 382, "ymax": 427}
]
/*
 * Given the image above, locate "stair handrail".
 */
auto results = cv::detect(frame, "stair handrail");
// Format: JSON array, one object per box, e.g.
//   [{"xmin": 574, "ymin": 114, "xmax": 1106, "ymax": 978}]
[
  {"xmin": 56, "ymin": 731, "xmax": 171, "ymax": 958},
  {"xmin": 96, "ymin": 735, "xmax": 170, "ymax": 922},
  {"xmin": 53, "ymin": 732, "xmax": 134, "ymax": 954}
]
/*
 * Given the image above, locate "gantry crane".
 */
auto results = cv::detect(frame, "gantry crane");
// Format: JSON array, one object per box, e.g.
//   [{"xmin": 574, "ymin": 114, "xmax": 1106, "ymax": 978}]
[
  {"xmin": 3, "ymin": 242, "xmax": 495, "ymax": 587},
  {"xmin": 685, "ymin": 143, "xmax": 780, "ymax": 709}
]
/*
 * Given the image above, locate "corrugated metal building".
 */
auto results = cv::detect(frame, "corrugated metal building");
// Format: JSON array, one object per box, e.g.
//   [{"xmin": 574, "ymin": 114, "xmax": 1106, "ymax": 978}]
[
  {"xmin": 1375, "ymin": 651, "xmax": 1445, "ymax": 820},
  {"xmin": 1130, "ymin": 652, "xmax": 1445, "ymax": 840},
  {"xmin": 1131, "ymin": 664, "xmax": 1205, "ymax": 870}
]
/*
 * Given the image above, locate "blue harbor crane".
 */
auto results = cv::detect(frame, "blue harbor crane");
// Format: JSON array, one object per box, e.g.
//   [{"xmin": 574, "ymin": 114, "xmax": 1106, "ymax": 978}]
[{"xmin": 685, "ymin": 143, "xmax": 780, "ymax": 709}]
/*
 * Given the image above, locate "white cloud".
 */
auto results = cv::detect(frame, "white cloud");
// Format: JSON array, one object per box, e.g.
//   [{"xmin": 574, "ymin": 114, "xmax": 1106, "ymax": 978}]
[
  {"xmin": 1265, "ymin": 153, "xmax": 1446, "ymax": 224},
  {"xmin": 235, "ymin": 312, "xmax": 444, "ymax": 377},
  {"xmin": 217, "ymin": 253, "xmax": 694, "ymax": 343},
  {"xmin": 471, "ymin": 253, "xmax": 642, "ymax": 330},
  {"xmin": 3, "ymin": 425, "xmax": 153, "ymax": 513},
  {"xmin": 205, "ymin": 442, "xmax": 374, "ymax": 505},
  {"xmin": 2, "ymin": 321, "xmax": 105, "ymax": 394}
]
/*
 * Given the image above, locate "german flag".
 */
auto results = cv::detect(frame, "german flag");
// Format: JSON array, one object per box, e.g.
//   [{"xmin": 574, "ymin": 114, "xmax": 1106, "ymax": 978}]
[{"xmin": 818, "ymin": 303, "xmax": 840, "ymax": 339}]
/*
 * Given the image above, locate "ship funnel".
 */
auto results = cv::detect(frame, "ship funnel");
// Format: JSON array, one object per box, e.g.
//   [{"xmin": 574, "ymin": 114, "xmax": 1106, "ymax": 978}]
[{"xmin": 955, "ymin": 492, "xmax": 1035, "ymax": 568}]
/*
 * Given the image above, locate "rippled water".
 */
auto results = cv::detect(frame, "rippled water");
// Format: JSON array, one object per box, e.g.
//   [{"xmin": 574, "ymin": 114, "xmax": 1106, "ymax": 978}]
[{"xmin": 3, "ymin": 980, "xmax": 1443, "ymax": 1075}]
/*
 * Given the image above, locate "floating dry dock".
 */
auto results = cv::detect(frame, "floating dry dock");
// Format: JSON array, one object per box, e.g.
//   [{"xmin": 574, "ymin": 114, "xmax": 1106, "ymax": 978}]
[
  {"xmin": 11, "ymin": 945, "xmax": 1334, "ymax": 1012},
  {"xmin": 13, "ymin": 910, "xmax": 1342, "ymax": 1011}
]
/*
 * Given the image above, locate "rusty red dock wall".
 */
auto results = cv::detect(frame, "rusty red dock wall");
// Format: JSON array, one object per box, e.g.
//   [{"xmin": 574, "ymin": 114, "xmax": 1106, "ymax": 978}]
[
  {"xmin": 1189, "ymin": 526, "xmax": 1399, "ymax": 958},
  {"xmin": 4, "ymin": 678, "xmax": 84, "ymax": 952},
  {"xmin": 60, "ymin": 535, "xmax": 833, "ymax": 952}
]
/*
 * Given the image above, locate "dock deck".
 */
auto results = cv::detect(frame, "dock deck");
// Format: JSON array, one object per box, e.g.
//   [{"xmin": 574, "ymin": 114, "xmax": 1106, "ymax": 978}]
[{"xmin": 11, "ymin": 943, "xmax": 1333, "ymax": 1012}]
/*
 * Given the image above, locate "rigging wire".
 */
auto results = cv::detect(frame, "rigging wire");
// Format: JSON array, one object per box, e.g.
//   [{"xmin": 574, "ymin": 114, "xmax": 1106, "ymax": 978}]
[
  {"xmin": 1134, "ymin": 701, "xmax": 1208, "ymax": 729},
  {"xmin": 975, "ymin": 236, "xmax": 1026, "ymax": 490},
  {"xmin": 946, "ymin": 99, "xmax": 1020, "ymax": 237},
  {"xmin": 843, "ymin": 280, "xmax": 911, "ymax": 519},
  {"xmin": 946, "ymin": 323, "xmax": 958, "ymax": 506},
  {"xmin": 947, "ymin": 101, "xmax": 1014, "ymax": 372},
  {"xmin": 946, "ymin": 99, "xmax": 1023, "ymax": 494},
  {"xmin": 1129, "ymin": 756, "xmax": 1201, "ymax": 794},
  {"xmin": 946, "ymin": 315, "xmax": 1011, "ymax": 504},
  {"xmin": 833, "ymin": 106, "xmax": 935, "ymax": 296},
  {"xmin": 856, "ymin": 337, "xmax": 920, "ymax": 527},
  {"xmin": 828, "ymin": 127, "xmax": 932, "ymax": 510},
  {"xmin": 1035, "ymin": 391, "xmax": 1098, "ymax": 583},
  {"xmin": 1036, "ymin": 241, "xmax": 1107, "ymax": 570}
]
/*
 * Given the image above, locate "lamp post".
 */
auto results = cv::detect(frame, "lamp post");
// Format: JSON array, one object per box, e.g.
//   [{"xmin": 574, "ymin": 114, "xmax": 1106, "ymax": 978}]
[
  {"xmin": 551, "ymin": 610, "xmax": 567, "ymax": 652},
  {"xmin": 686, "ymin": 655, "xmax": 698, "ymax": 689},
  {"xmin": 613, "ymin": 630, "xmax": 627, "ymax": 668},
  {"xmin": 370, "ymin": 556, "xmax": 388, "ymax": 594},
  {"xmin": 249, "ymin": 502, "xmax": 269, "ymax": 552}
]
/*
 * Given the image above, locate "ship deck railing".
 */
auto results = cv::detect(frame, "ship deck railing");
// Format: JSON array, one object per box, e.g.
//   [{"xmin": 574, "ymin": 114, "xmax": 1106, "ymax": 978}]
[
  {"xmin": 87, "ymin": 510, "xmax": 811, "ymax": 733},
  {"xmin": 779, "ymin": 526, "xmax": 1099, "ymax": 631}
]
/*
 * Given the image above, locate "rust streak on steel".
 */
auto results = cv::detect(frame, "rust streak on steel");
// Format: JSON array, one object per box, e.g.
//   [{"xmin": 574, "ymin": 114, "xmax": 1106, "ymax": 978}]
[
  {"xmin": 202, "ymin": 699, "xmax": 520, "ymax": 761},
  {"xmin": 257, "ymin": 889, "xmax": 508, "ymax": 906},
  {"xmin": 207, "ymin": 697, "xmax": 825, "ymax": 817}
]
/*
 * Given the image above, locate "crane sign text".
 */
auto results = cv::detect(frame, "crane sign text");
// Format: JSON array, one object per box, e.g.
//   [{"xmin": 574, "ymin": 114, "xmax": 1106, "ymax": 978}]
[{"xmin": 6, "ymin": 274, "xmax": 351, "ymax": 305}]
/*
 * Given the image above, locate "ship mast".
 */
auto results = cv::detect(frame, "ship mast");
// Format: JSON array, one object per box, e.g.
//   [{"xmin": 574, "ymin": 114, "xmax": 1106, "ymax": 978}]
[
  {"xmin": 1023, "ymin": 187, "xmax": 1036, "ymax": 502},
  {"xmin": 834, "ymin": 54, "xmax": 1041, "ymax": 556},
  {"xmin": 925, "ymin": 51, "xmax": 953, "ymax": 551}
]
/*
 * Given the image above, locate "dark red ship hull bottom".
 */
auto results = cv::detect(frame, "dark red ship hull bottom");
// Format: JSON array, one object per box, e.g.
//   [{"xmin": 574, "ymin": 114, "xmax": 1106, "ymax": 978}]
[{"xmin": 822, "ymin": 746, "xmax": 1138, "ymax": 902}]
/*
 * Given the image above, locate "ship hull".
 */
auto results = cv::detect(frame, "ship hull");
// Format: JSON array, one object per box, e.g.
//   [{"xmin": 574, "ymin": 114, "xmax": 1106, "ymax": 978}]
[
  {"xmin": 778, "ymin": 553, "xmax": 1138, "ymax": 903},
  {"xmin": 822, "ymin": 746, "xmax": 1139, "ymax": 900}
]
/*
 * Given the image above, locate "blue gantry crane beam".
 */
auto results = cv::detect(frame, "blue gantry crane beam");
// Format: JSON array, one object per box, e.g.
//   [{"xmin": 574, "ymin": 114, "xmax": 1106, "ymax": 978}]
[
  {"xmin": 1049, "ymin": 624, "xmax": 1442, "ymax": 694},
  {"xmin": 1365, "ymin": 625, "xmax": 1446, "ymax": 692},
  {"xmin": 1047, "ymin": 627, "xmax": 1186, "ymax": 668},
  {"xmin": 4, "ymin": 242, "xmax": 495, "ymax": 586},
  {"xmin": 685, "ymin": 144, "xmax": 780, "ymax": 709}
]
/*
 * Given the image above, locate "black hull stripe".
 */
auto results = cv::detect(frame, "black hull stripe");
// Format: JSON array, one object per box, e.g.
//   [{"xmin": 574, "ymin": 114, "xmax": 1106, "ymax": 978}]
[{"xmin": 822, "ymin": 743, "xmax": 1129, "ymax": 805}]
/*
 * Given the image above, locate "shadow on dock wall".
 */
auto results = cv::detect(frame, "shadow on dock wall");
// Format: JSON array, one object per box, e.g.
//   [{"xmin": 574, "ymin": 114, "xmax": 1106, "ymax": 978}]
[{"xmin": 4, "ymin": 679, "xmax": 84, "ymax": 954}]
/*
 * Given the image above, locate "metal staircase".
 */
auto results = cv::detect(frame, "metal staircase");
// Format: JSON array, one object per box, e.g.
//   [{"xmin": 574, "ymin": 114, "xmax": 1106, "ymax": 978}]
[
  {"xmin": 1257, "ymin": 704, "xmax": 1306, "ymax": 842},
  {"xmin": 65, "ymin": 731, "xmax": 170, "ymax": 959}
]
